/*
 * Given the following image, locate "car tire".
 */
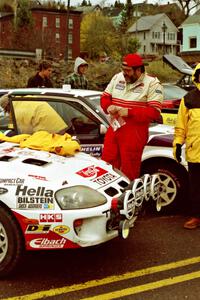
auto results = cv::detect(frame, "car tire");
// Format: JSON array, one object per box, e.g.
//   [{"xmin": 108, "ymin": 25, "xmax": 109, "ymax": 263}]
[
  {"xmin": 0, "ymin": 205, "xmax": 24, "ymax": 278},
  {"xmin": 140, "ymin": 158, "xmax": 189, "ymax": 215}
]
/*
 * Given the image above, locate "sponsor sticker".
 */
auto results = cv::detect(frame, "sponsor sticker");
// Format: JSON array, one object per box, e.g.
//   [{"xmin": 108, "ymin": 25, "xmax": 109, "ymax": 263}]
[
  {"xmin": 26, "ymin": 224, "xmax": 51, "ymax": 234},
  {"xmin": 28, "ymin": 175, "xmax": 48, "ymax": 181},
  {"xmin": 0, "ymin": 178, "xmax": 25, "ymax": 186},
  {"xmin": 81, "ymin": 145, "xmax": 102, "ymax": 157},
  {"xmin": 39, "ymin": 213, "xmax": 63, "ymax": 223},
  {"xmin": 53, "ymin": 225, "xmax": 70, "ymax": 235},
  {"xmin": 76, "ymin": 165, "xmax": 107, "ymax": 179},
  {"xmin": 30, "ymin": 237, "xmax": 66, "ymax": 249},
  {"xmin": 16, "ymin": 185, "xmax": 54, "ymax": 209},
  {"xmin": 93, "ymin": 173, "xmax": 117, "ymax": 186}
]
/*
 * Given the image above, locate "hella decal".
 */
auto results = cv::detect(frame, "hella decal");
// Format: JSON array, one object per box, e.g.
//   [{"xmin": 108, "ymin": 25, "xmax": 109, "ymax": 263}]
[
  {"xmin": 0, "ymin": 187, "xmax": 8, "ymax": 195},
  {"xmin": 30, "ymin": 238, "xmax": 66, "ymax": 249},
  {"xmin": 16, "ymin": 185, "xmax": 54, "ymax": 209}
]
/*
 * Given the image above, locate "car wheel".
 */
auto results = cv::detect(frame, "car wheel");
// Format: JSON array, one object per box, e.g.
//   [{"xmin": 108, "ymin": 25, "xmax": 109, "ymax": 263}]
[
  {"xmin": 141, "ymin": 158, "xmax": 189, "ymax": 215},
  {"xmin": 0, "ymin": 206, "xmax": 24, "ymax": 278}
]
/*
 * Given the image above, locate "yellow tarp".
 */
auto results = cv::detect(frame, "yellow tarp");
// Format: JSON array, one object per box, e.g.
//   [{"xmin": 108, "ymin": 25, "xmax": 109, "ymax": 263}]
[{"xmin": 0, "ymin": 131, "xmax": 81, "ymax": 156}]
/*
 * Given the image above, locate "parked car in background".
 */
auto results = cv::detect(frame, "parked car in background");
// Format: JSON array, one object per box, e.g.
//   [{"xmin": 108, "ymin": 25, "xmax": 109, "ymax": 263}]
[
  {"xmin": 0, "ymin": 88, "xmax": 188, "ymax": 217},
  {"xmin": 163, "ymin": 54, "xmax": 194, "ymax": 91},
  {"xmin": 161, "ymin": 83, "xmax": 187, "ymax": 126}
]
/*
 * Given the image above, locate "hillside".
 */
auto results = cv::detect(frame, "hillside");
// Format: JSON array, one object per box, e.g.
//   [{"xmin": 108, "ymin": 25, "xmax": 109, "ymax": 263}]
[{"xmin": 0, "ymin": 57, "xmax": 181, "ymax": 90}]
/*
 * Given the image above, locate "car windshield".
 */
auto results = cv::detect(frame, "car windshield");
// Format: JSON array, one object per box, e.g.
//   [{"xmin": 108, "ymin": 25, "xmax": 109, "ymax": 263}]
[{"xmin": 163, "ymin": 85, "xmax": 187, "ymax": 100}]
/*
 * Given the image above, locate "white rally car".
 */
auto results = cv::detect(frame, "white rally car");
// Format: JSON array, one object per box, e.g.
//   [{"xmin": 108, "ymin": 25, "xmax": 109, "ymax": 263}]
[{"xmin": 0, "ymin": 90, "xmax": 163, "ymax": 278}]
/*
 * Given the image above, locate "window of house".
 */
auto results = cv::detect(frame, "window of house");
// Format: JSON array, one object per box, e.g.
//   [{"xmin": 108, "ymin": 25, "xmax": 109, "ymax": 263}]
[
  {"xmin": 56, "ymin": 17, "xmax": 60, "ymax": 28},
  {"xmin": 68, "ymin": 48, "xmax": 72, "ymax": 59},
  {"xmin": 168, "ymin": 32, "xmax": 175, "ymax": 41},
  {"xmin": 144, "ymin": 32, "xmax": 146, "ymax": 40},
  {"xmin": 68, "ymin": 33, "xmax": 73, "ymax": 44},
  {"xmin": 68, "ymin": 18, "xmax": 73, "ymax": 29},
  {"xmin": 189, "ymin": 37, "xmax": 197, "ymax": 48},
  {"xmin": 42, "ymin": 16, "xmax": 48, "ymax": 27},
  {"xmin": 55, "ymin": 32, "xmax": 60, "ymax": 43},
  {"xmin": 153, "ymin": 32, "xmax": 160, "ymax": 39}
]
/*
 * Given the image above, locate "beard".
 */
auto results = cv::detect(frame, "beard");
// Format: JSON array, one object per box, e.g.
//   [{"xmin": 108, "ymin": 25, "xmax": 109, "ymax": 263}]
[{"xmin": 124, "ymin": 74, "xmax": 137, "ymax": 84}]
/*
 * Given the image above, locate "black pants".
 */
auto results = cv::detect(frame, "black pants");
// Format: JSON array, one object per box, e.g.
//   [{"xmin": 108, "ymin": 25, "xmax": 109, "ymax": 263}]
[{"xmin": 188, "ymin": 162, "xmax": 200, "ymax": 217}]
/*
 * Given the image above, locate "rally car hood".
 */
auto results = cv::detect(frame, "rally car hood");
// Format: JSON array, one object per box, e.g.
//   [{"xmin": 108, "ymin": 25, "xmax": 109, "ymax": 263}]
[
  {"xmin": 163, "ymin": 54, "xmax": 193, "ymax": 75},
  {"xmin": 0, "ymin": 142, "xmax": 123, "ymax": 195}
]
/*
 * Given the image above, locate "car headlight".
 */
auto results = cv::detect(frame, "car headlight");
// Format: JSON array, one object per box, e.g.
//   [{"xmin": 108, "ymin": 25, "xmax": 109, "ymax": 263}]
[{"xmin": 55, "ymin": 185, "xmax": 107, "ymax": 209}]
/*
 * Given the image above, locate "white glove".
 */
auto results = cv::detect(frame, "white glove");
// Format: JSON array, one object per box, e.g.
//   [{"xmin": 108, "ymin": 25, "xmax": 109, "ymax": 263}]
[
  {"xmin": 107, "ymin": 105, "xmax": 120, "ymax": 115},
  {"xmin": 118, "ymin": 108, "xmax": 128, "ymax": 117}
]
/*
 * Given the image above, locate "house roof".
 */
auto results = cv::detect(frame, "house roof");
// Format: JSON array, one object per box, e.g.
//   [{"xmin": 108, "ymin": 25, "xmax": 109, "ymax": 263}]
[
  {"xmin": 102, "ymin": 7, "xmax": 122, "ymax": 17},
  {"xmin": 75, "ymin": 5, "xmax": 102, "ymax": 13},
  {"xmin": 127, "ymin": 13, "xmax": 166, "ymax": 32},
  {"xmin": 181, "ymin": 9, "xmax": 200, "ymax": 26}
]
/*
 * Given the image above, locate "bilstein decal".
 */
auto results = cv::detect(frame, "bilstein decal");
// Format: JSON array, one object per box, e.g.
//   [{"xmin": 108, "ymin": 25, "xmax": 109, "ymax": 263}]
[{"xmin": 16, "ymin": 185, "xmax": 54, "ymax": 209}]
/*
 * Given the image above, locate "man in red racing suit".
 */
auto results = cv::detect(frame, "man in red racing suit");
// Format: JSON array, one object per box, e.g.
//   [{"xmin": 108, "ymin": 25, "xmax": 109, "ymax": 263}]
[{"xmin": 100, "ymin": 53, "xmax": 163, "ymax": 180}]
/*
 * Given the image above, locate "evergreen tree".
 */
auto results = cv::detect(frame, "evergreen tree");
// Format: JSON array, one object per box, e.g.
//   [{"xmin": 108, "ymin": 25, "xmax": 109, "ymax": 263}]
[{"xmin": 119, "ymin": 0, "xmax": 133, "ymax": 33}]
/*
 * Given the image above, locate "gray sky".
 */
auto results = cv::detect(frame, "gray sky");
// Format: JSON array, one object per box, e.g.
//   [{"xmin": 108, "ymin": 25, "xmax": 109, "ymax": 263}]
[{"xmin": 64, "ymin": 0, "xmax": 170, "ymax": 7}]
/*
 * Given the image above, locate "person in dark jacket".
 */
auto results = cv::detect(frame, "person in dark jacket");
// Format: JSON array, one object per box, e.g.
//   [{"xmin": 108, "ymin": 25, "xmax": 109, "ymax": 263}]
[{"xmin": 27, "ymin": 61, "xmax": 53, "ymax": 88}]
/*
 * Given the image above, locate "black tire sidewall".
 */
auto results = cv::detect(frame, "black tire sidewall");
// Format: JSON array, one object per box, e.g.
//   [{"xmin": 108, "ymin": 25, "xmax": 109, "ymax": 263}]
[
  {"xmin": 141, "ymin": 159, "xmax": 189, "ymax": 215},
  {"xmin": 0, "ymin": 206, "xmax": 24, "ymax": 277}
]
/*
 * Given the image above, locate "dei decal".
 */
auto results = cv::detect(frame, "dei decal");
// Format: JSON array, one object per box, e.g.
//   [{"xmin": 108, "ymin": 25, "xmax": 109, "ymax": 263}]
[
  {"xmin": 76, "ymin": 165, "xmax": 117, "ymax": 186},
  {"xmin": 16, "ymin": 185, "xmax": 54, "ymax": 209},
  {"xmin": 26, "ymin": 224, "xmax": 51, "ymax": 234}
]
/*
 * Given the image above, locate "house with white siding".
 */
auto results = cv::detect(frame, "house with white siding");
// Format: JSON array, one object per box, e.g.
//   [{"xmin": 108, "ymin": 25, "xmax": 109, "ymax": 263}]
[{"xmin": 127, "ymin": 13, "xmax": 178, "ymax": 56}]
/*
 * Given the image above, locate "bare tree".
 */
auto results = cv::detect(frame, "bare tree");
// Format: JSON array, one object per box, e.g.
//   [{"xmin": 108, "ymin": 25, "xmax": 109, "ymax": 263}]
[{"xmin": 174, "ymin": 0, "xmax": 200, "ymax": 16}]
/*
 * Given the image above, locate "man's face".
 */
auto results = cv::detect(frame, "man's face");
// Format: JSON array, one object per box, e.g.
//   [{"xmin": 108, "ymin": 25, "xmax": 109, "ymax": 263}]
[
  {"xmin": 43, "ymin": 68, "xmax": 52, "ymax": 78},
  {"xmin": 122, "ymin": 66, "xmax": 139, "ymax": 83}
]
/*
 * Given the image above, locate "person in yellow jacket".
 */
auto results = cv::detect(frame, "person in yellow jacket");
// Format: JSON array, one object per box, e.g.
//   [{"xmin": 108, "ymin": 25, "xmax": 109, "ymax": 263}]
[
  {"xmin": 173, "ymin": 63, "xmax": 200, "ymax": 229},
  {"xmin": 0, "ymin": 94, "xmax": 67, "ymax": 135}
]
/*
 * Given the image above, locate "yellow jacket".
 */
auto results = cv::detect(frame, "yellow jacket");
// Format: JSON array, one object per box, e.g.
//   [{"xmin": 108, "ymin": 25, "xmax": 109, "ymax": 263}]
[
  {"xmin": 0, "ymin": 131, "xmax": 80, "ymax": 156},
  {"xmin": 173, "ymin": 63, "xmax": 200, "ymax": 162}
]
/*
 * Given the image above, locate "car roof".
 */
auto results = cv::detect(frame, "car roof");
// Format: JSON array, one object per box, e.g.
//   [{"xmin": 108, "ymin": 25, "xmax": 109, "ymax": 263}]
[
  {"xmin": 7, "ymin": 88, "xmax": 102, "ymax": 98},
  {"xmin": 163, "ymin": 54, "xmax": 193, "ymax": 75}
]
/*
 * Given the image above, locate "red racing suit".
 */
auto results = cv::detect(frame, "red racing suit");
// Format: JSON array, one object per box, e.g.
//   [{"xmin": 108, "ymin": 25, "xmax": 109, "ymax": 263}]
[{"xmin": 101, "ymin": 71, "xmax": 163, "ymax": 180}]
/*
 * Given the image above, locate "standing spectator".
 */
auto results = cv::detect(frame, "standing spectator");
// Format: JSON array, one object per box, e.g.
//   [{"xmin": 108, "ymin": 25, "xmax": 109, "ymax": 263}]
[
  {"xmin": 27, "ymin": 61, "xmax": 53, "ymax": 88},
  {"xmin": 100, "ymin": 53, "xmax": 163, "ymax": 180},
  {"xmin": 173, "ymin": 63, "xmax": 200, "ymax": 229},
  {"xmin": 65, "ymin": 57, "xmax": 88, "ymax": 89}
]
